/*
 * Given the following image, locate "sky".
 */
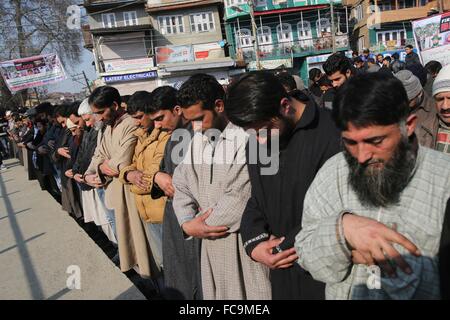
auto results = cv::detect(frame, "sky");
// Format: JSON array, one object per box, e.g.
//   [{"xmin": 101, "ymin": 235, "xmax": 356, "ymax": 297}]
[{"xmin": 48, "ymin": 49, "xmax": 98, "ymax": 94}]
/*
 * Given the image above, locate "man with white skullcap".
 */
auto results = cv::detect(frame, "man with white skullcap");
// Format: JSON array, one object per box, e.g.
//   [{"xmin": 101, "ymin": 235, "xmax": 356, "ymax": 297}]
[{"xmin": 72, "ymin": 98, "xmax": 117, "ymax": 245}]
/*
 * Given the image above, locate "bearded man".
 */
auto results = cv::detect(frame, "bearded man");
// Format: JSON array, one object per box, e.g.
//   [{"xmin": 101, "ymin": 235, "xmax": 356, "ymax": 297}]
[{"xmin": 295, "ymin": 73, "xmax": 450, "ymax": 300}]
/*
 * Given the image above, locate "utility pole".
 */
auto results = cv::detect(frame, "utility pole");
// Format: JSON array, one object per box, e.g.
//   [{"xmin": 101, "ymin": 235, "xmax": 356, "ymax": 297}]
[
  {"xmin": 34, "ymin": 88, "xmax": 41, "ymax": 104},
  {"xmin": 331, "ymin": 0, "xmax": 336, "ymax": 53},
  {"xmin": 82, "ymin": 71, "xmax": 92, "ymax": 94},
  {"xmin": 438, "ymin": 0, "xmax": 444, "ymax": 13},
  {"xmin": 71, "ymin": 71, "xmax": 92, "ymax": 95},
  {"xmin": 248, "ymin": 0, "xmax": 262, "ymax": 70}
]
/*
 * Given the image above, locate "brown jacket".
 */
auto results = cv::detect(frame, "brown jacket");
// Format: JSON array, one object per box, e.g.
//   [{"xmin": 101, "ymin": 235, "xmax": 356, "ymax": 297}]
[
  {"xmin": 415, "ymin": 91, "xmax": 439, "ymax": 149},
  {"xmin": 86, "ymin": 114, "xmax": 155, "ymax": 278},
  {"xmin": 119, "ymin": 127, "xmax": 170, "ymax": 223}
]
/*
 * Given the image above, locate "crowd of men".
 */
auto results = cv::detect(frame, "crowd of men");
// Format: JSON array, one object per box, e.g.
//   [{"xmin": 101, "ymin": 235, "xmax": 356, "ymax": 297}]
[{"xmin": 1, "ymin": 46, "xmax": 450, "ymax": 300}]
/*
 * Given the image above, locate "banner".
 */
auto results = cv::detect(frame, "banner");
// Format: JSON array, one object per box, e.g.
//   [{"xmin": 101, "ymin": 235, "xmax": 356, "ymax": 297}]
[
  {"xmin": 155, "ymin": 45, "xmax": 194, "ymax": 65},
  {"xmin": 0, "ymin": 53, "xmax": 66, "ymax": 93},
  {"xmin": 412, "ymin": 12, "xmax": 450, "ymax": 67},
  {"xmin": 193, "ymin": 43, "xmax": 223, "ymax": 60},
  {"xmin": 248, "ymin": 59, "xmax": 293, "ymax": 71},
  {"xmin": 104, "ymin": 58, "xmax": 154, "ymax": 72}
]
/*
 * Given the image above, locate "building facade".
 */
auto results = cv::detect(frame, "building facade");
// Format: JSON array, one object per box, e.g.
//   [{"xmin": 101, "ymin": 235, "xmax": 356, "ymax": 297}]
[
  {"xmin": 345, "ymin": 0, "xmax": 450, "ymax": 56},
  {"xmin": 146, "ymin": 0, "xmax": 236, "ymax": 87},
  {"xmin": 224, "ymin": 0, "xmax": 351, "ymax": 83},
  {"xmin": 83, "ymin": 0, "xmax": 158, "ymax": 95}
]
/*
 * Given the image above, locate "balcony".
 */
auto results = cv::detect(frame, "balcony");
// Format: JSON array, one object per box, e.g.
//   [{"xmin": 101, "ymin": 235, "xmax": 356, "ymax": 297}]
[{"xmin": 234, "ymin": 33, "xmax": 349, "ymax": 63}]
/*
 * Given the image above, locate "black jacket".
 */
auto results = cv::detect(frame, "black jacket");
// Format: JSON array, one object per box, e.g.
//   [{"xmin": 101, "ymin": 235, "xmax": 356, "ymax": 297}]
[
  {"xmin": 405, "ymin": 51, "xmax": 421, "ymax": 67},
  {"xmin": 241, "ymin": 100, "xmax": 342, "ymax": 299},
  {"xmin": 72, "ymin": 127, "xmax": 99, "ymax": 191}
]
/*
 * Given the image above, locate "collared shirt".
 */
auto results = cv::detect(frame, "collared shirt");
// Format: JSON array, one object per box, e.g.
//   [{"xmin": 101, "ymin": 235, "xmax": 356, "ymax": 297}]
[
  {"xmin": 436, "ymin": 119, "xmax": 450, "ymax": 154},
  {"xmin": 296, "ymin": 144, "xmax": 450, "ymax": 299}
]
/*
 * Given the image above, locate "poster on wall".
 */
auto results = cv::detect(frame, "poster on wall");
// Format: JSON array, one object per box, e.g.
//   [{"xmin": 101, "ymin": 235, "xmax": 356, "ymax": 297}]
[
  {"xmin": 0, "ymin": 53, "xmax": 66, "ymax": 93},
  {"xmin": 155, "ymin": 45, "xmax": 194, "ymax": 65},
  {"xmin": 412, "ymin": 12, "xmax": 450, "ymax": 67},
  {"xmin": 193, "ymin": 43, "xmax": 223, "ymax": 60}
]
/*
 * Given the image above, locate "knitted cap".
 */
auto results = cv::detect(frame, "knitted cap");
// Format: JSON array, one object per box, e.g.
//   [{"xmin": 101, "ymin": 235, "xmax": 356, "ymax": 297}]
[
  {"xmin": 394, "ymin": 70, "xmax": 422, "ymax": 100},
  {"xmin": 433, "ymin": 64, "xmax": 450, "ymax": 97}
]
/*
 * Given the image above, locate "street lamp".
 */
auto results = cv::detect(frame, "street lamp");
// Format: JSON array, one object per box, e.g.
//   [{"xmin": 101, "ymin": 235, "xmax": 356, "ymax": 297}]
[{"xmin": 231, "ymin": 1, "xmax": 262, "ymax": 70}]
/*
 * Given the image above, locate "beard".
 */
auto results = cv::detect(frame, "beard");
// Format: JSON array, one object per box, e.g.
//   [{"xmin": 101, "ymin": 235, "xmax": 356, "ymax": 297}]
[
  {"xmin": 265, "ymin": 116, "xmax": 295, "ymax": 151},
  {"xmin": 344, "ymin": 136, "xmax": 417, "ymax": 208}
]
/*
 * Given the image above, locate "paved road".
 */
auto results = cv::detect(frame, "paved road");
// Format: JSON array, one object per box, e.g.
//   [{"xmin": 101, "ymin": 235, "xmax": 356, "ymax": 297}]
[{"xmin": 0, "ymin": 159, "xmax": 145, "ymax": 300}]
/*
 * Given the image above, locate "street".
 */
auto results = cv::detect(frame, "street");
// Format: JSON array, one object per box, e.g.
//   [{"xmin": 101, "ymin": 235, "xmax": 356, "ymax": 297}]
[{"xmin": 0, "ymin": 159, "xmax": 145, "ymax": 300}]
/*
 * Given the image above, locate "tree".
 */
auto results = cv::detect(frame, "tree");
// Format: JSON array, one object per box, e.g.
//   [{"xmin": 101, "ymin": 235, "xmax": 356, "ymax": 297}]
[{"xmin": 0, "ymin": 0, "xmax": 83, "ymax": 109}]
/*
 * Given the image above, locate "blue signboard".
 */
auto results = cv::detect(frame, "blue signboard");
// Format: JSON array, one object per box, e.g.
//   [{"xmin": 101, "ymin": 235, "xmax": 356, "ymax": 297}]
[{"xmin": 104, "ymin": 71, "xmax": 157, "ymax": 84}]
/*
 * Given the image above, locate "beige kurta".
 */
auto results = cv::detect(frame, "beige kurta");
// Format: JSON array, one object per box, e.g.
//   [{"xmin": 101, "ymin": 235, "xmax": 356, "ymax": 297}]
[
  {"xmin": 172, "ymin": 123, "xmax": 271, "ymax": 300},
  {"xmin": 86, "ymin": 114, "xmax": 154, "ymax": 278}
]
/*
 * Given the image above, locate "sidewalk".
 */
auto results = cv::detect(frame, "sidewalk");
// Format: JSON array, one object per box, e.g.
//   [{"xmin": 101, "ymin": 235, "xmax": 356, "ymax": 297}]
[{"xmin": 0, "ymin": 159, "xmax": 146, "ymax": 300}]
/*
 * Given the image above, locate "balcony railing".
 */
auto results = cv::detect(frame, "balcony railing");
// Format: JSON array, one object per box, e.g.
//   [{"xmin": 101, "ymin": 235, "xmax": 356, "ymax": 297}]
[{"xmin": 234, "ymin": 34, "xmax": 349, "ymax": 62}]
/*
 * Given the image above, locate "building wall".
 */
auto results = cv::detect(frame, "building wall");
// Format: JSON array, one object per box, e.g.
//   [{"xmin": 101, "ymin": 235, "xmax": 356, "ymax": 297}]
[
  {"xmin": 149, "ymin": 5, "xmax": 224, "ymax": 47},
  {"xmin": 97, "ymin": 31, "xmax": 149, "ymax": 61},
  {"xmin": 347, "ymin": 0, "xmax": 447, "ymax": 52},
  {"xmin": 88, "ymin": 5, "xmax": 151, "ymax": 30}
]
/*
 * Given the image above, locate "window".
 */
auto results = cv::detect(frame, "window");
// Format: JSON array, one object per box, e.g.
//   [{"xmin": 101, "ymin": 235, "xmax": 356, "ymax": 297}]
[
  {"xmin": 190, "ymin": 12, "xmax": 215, "ymax": 33},
  {"xmin": 123, "ymin": 11, "xmax": 138, "ymax": 26},
  {"xmin": 257, "ymin": 26, "xmax": 272, "ymax": 54},
  {"xmin": 398, "ymin": 0, "xmax": 415, "ymax": 9},
  {"xmin": 276, "ymin": 23, "xmax": 293, "ymax": 43},
  {"xmin": 255, "ymin": 0, "xmax": 267, "ymax": 7},
  {"xmin": 237, "ymin": 28, "xmax": 252, "ymax": 48},
  {"xmin": 226, "ymin": 0, "xmax": 246, "ymax": 6},
  {"xmin": 378, "ymin": 1, "xmax": 392, "ymax": 11},
  {"xmin": 257, "ymin": 26, "xmax": 272, "ymax": 45},
  {"xmin": 316, "ymin": 18, "xmax": 331, "ymax": 37},
  {"xmin": 158, "ymin": 15, "xmax": 184, "ymax": 35},
  {"xmin": 376, "ymin": 30, "xmax": 407, "ymax": 47},
  {"xmin": 102, "ymin": 13, "xmax": 117, "ymax": 28},
  {"xmin": 354, "ymin": 5, "xmax": 364, "ymax": 21},
  {"xmin": 297, "ymin": 21, "xmax": 312, "ymax": 39},
  {"xmin": 358, "ymin": 37, "xmax": 365, "ymax": 53},
  {"xmin": 297, "ymin": 21, "xmax": 313, "ymax": 48}
]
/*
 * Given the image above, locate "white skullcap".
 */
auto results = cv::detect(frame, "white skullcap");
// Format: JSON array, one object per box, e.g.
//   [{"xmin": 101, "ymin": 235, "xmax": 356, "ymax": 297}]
[{"xmin": 77, "ymin": 98, "xmax": 92, "ymax": 116}]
